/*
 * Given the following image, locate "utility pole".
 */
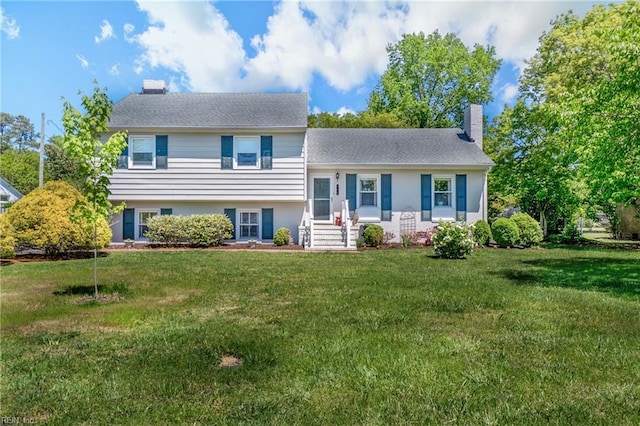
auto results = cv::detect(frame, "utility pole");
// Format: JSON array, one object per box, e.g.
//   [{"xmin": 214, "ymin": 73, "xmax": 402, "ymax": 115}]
[{"xmin": 39, "ymin": 113, "xmax": 45, "ymax": 187}]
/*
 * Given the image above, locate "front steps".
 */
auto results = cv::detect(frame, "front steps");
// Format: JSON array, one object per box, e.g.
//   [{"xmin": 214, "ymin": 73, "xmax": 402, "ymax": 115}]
[{"xmin": 306, "ymin": 223, "xmax": 358, "ymax": 251}]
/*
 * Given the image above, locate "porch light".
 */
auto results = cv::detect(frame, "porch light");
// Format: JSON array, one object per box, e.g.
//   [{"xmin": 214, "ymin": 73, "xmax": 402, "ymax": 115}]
[{"xmin": 336, "ymin": 172, "xmax": 340, "ymax": 180}]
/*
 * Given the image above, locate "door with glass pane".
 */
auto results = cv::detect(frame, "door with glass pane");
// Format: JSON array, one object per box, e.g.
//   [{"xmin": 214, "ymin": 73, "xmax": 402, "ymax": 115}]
[{"xmin": 313, "ymin": 177, "xmax": 331, "ymax": 221}]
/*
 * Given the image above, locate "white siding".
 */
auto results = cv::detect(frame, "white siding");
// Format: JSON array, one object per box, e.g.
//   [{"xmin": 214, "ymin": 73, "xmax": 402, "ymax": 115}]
[
  {"xmin": 309, "ymin": 167, "xmax": 488, "ymax": 243},
  {"xmin": 109, "ymin": 133, "xmax": 305, "ymax": 201},
  {"xmin": 110, "ymin": 201, "xmax": 304, "ymax": 244}
]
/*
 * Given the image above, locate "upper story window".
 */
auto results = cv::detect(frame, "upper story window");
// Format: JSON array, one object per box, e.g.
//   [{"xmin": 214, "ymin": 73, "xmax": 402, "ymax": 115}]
[
  {"xmin": 221, "ymin": 135, "xmax": 272, "ymax": 170},
  {"xmin": 360, "ymin": 177, "xmax": 377, "ymax": 207},
  {"xmin": 434, "ymin": 177, "xmax": 452, "ymax": 207},
  {"xmin": 130, "ymin": 136, "xmax": 155, "ymax": 168},
  {"xmin": 236, "ymin": 137, "xmax": 259, "ymax": 168}
]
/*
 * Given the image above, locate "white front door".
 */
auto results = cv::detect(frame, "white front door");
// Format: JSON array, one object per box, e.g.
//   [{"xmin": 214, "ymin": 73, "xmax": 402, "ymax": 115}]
[{"xmin": 312, "ymin": 176, "xmax": 332, "ymax": 221}]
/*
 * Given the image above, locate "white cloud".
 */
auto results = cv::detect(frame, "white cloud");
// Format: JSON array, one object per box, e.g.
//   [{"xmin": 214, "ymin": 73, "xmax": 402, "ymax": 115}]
[
  {"xmin": 129, "ymin": 0, "xmax": 601, "ymax": 94},
  {"xmin": 131, "ymin": 0, "xmax": 246, "ymax": 91},
  {"xmin": 95, "ymin": 19, "xmax": 115, "ymax": 43},
  {"xmin": 500, "ymin": 83, "xmax": 519, "ymax": 105},
  {"xmin": 0, "ymin": 7, "xmax": 20, "ymax": 39},
  {"xmin": 336, "ymin": 106, "xmax": 356, "ymax": 116},
  {"xmin": 109, "ymin": 63, "xmax": 120, "ymax": 76},
  {"xmin": 123, "ymin": 23, "xmax": 135, "ymax": 42},
  {"xmin": 76, "ymin": 54, "xmax": 89, "ymax": 69}
]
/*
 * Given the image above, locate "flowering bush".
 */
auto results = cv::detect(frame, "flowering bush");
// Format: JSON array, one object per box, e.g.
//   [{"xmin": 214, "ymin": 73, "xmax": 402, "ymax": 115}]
[
  {"xmin": 431, "ymin": 221, "xmax": 474, "ymax": 259},
  {"xmin": 273, "ymin": 227, "xmax": 291, "ymax": 246}
]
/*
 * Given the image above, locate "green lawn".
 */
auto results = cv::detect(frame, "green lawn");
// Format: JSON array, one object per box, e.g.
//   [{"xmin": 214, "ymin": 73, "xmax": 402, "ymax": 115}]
[{"xmin": 2, "ymin": 247, "xmax": 639, "ymax": 424}]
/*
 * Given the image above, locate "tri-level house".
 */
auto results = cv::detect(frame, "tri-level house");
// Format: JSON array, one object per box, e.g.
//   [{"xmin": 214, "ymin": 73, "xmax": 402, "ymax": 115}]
[{"xmin": 107, "ymin": 80, "xmax": 493, "ymax": 249}]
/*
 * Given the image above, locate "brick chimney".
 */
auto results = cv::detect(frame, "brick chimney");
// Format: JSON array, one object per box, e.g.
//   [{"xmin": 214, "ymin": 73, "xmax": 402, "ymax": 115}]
[{"xmin": 464, "ymin": 104, "xmax": 483, "ymax": 150}]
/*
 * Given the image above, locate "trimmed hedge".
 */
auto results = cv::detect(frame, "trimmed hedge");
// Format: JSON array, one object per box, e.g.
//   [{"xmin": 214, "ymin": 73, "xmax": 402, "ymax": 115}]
[
  {"xmin": 273, "ymin": 227, "xmax": 291, "ymax": 246},
  {"xmin": 491, "ymin": 218, "xmax": 520, "ymax": 247},
  {"xmin": 511, "ymin": 212, "xmax": 543, "ymax": 246},
  {"xmin": 144, "ymin": 214, "xmax": 233, "ymax": 247},
  {"xmin": 472, "ymin": 220, "xmax": 492, "ymax": 246}
]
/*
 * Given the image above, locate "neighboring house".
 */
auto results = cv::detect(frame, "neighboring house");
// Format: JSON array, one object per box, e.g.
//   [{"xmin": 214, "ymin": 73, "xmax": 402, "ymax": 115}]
[
  {"xmin": 0, "ymin": 177, "xmax": 23, "ymax": 213},
  {"xmin": 107, "ymin": 80, "xmax": 493, "ymax": 249}
]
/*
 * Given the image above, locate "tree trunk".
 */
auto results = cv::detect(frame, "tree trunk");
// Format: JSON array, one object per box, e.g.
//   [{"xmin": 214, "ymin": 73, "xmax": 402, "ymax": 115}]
[{"xmin": 93, "ymin": 222, "xmax": 98, "ymax": 298}]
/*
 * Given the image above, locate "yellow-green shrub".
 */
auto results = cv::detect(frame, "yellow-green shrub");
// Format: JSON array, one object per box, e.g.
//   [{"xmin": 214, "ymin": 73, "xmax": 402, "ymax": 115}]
[
  {"xmin": 6, "ymin": 181, "xmax": 111, "ymax": 255},
  {"xmin": 0, "ymin": 214, "xmax": 15, "ymax": 259}
]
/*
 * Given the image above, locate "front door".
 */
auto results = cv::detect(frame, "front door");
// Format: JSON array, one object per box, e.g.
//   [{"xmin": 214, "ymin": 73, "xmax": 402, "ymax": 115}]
[{"xmin": 313, "ymin": 177, "xmax": 331, "ymax": 221}]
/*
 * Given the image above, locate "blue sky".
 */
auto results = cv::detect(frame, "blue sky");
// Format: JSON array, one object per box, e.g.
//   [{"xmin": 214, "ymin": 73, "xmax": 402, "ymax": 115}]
[{"xmin": 1, "ymin": 1, "xmax": 605, "ymax": 138}]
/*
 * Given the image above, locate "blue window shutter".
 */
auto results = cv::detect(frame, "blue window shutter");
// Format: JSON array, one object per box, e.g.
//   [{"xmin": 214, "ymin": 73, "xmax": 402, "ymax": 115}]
[
  {"xmin": 262, "ymin": 208, "xmax": 274, "ymax": 240},
  {"xmin": 156, "ymin": 135, "xmax": 168, "ymax": 169},
  {"xmin": 221, "ymin": 136, "xmax": 233, "ymax": 169},
  {"xmin": 160, "ymin": 208, "xmax": 172, "ymax": 215},
  {"xmin": 224, "ymin": 208, "xmax": 236, "ymax": 239},
  {"xmin": 123, "ymin": 208, "xmax": 135, "ymax": 240},
  {"xmin": 381, "ymin": 174, "xmax": 392, "ymax": 221},
  {"xmin": 346, "ymin": 174, "xmax": 357, "ymax": 214},
  {"xmin": 260, "ymin": 136, "xmax": 273, "ymax": 169},
  {"xmin": 421, "ymin": 174, "xmax": 432, "ymax": 221},
  {"xmin": 456, "ymin": 174, "xmax": 467, "ymax": 221},
  {"xmin": 117, "ymin": 137, "xmax": 128, "ymax": 169}
]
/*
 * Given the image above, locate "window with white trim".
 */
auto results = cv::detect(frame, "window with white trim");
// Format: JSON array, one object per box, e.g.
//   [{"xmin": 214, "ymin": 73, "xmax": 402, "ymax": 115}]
[
  {"xmin": 434, "ymin": 178, "xmax": 452, "ymax": 207},
  {"xmin": 130, "ymin": 136, "xmax": 155, "ymax": 168},
  {"xmin": 235, "ymin": 137, "xmax": 259, "ymax": 168},
  {"xmin": 359, "ymin": 177, "xmax": 377, "ymax": 207},
  {"xmin": 239, "ymin": 211, "xmax": 259, "ymax": 239},
  {"xmin": 138, "ymin": 210, "xmax": 159, "ymax": 239}
]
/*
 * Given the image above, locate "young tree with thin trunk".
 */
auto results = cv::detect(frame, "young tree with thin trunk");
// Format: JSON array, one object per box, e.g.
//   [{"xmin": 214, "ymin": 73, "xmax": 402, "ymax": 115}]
[{"xmin": 62, "ymin": 82, "xmax": 127, "ymax": 298}]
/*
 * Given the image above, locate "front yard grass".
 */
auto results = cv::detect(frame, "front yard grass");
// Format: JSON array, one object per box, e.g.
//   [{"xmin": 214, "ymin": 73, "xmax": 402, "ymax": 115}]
[{"xmin": 1, "ymin": 247, "xmax": 639, "ymax": 424}]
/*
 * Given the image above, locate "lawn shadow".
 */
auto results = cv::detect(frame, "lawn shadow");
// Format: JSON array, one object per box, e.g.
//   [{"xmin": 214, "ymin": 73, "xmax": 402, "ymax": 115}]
[{"xmin": 502, "ymin": 257, "xmax": 640, "ymax": 299}]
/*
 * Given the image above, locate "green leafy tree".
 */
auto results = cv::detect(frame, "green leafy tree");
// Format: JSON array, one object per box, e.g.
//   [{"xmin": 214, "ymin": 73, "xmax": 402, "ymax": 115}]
[
  {"xmin": 62, "ymin": 82, "xmax": 127, "ymax": 297},
  {"xmin": 0, "ymin": 113, "xmax": 40, "ymax": 152},
  {"xmin": 368, "ymin": 31, "xmax": 501, "ymax": 128},
  {"xmin": 484, "ymin": 102, "xmax": 582, "ymax": 234},
  {"xmin": 520, "ymin": 1, "xmax": 640, "ymax": 220},
  {"xmin": 45, "ymin": 135, "xmax": 83, "ymax": 190},
  {"xmin": 0, "ymin": 149, "xmax": 40, "ymax": 194},
  {"xmin": 308, "ymin": 110, "xmax": 407, "ymax": 128}
]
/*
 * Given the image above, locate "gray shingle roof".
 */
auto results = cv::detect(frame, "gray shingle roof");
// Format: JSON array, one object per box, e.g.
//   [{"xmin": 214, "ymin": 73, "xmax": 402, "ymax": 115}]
[
  {"xmin": 307, "ymin": 128, "xmax": 494, "ymax": 167},
  {"xmin": 109, "ymin": 92, "xmax": 308, "ymax": 129}
]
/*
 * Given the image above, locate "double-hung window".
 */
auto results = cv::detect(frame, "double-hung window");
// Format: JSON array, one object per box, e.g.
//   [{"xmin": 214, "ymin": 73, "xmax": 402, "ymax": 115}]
[
  {"xmin": 434, "ymin": 178, "xmax": 452, "ymax": 207},
  {"xmin": 236, "ymin": 137, "xmax": 259, "ymax": 168},
  {"xmin": 239, "ymin": 211, "xmax": 259, "ymax": 238},
  {"xmin": 359, "ymin": 178, "xmax": 377, "ymax": 207},
  {"xmin": 138, "ymin": 210, "xmax": 158, "ymax": 239},
  {"xmin": 130, "ymin": 136, "xmax": 155, "ymax": 168}
]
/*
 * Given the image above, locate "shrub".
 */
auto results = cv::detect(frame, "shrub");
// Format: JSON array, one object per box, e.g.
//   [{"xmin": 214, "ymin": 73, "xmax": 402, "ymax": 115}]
[
  {"xmin": 561, "ymin": 222, "xmax": 582, "ymax": 243},
  {"xmin": 510, "ymin": 213, "xmax": 543, "ymax": 246},
  {"xmin": 0, "ymin": 214, "xmax": 16, "ymax": 259},
  {"xmin": 472, "ymin": 220, "xmax": 492, "ymax": 246},
  {"xmin": 273, "ymin": 227, "xmax": 291, "ymax": 246},
  {"xmin": 363, "ymin": 224, "xmax": 384, "ymax": 247},
  {"xmin": 6, "ymin": 181, "xmax": 111, "ymax": 255},
  {"xmin": 145, "ymin": 215, "xmax": 187, "ymax": 245},
  {"xmin": 431, "ymin": 221, "xmax": 474, "ymax": 259},
  {"xmin": 491, "ymin": 218, "xmax": 520, "ymax": 247},
  {"xmin": 184, "ymin": 214, "xmax": 233, "ymax": 247}
]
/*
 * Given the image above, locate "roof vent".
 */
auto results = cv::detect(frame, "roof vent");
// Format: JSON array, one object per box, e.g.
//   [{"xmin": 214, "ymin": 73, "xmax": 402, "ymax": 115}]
[{"xmin": 142, "ymin": 79, "xmax": 167, "ymax": 94}]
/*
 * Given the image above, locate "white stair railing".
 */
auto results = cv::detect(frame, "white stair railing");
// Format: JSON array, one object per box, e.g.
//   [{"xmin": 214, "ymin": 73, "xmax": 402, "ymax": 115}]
[
  {"xmin": 341, "ymin": 199, "xmax": 351, "ymax": 248},
  {"xmin": 308, "ymin": 199, "xmax": 314, "ymax": 248}
]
